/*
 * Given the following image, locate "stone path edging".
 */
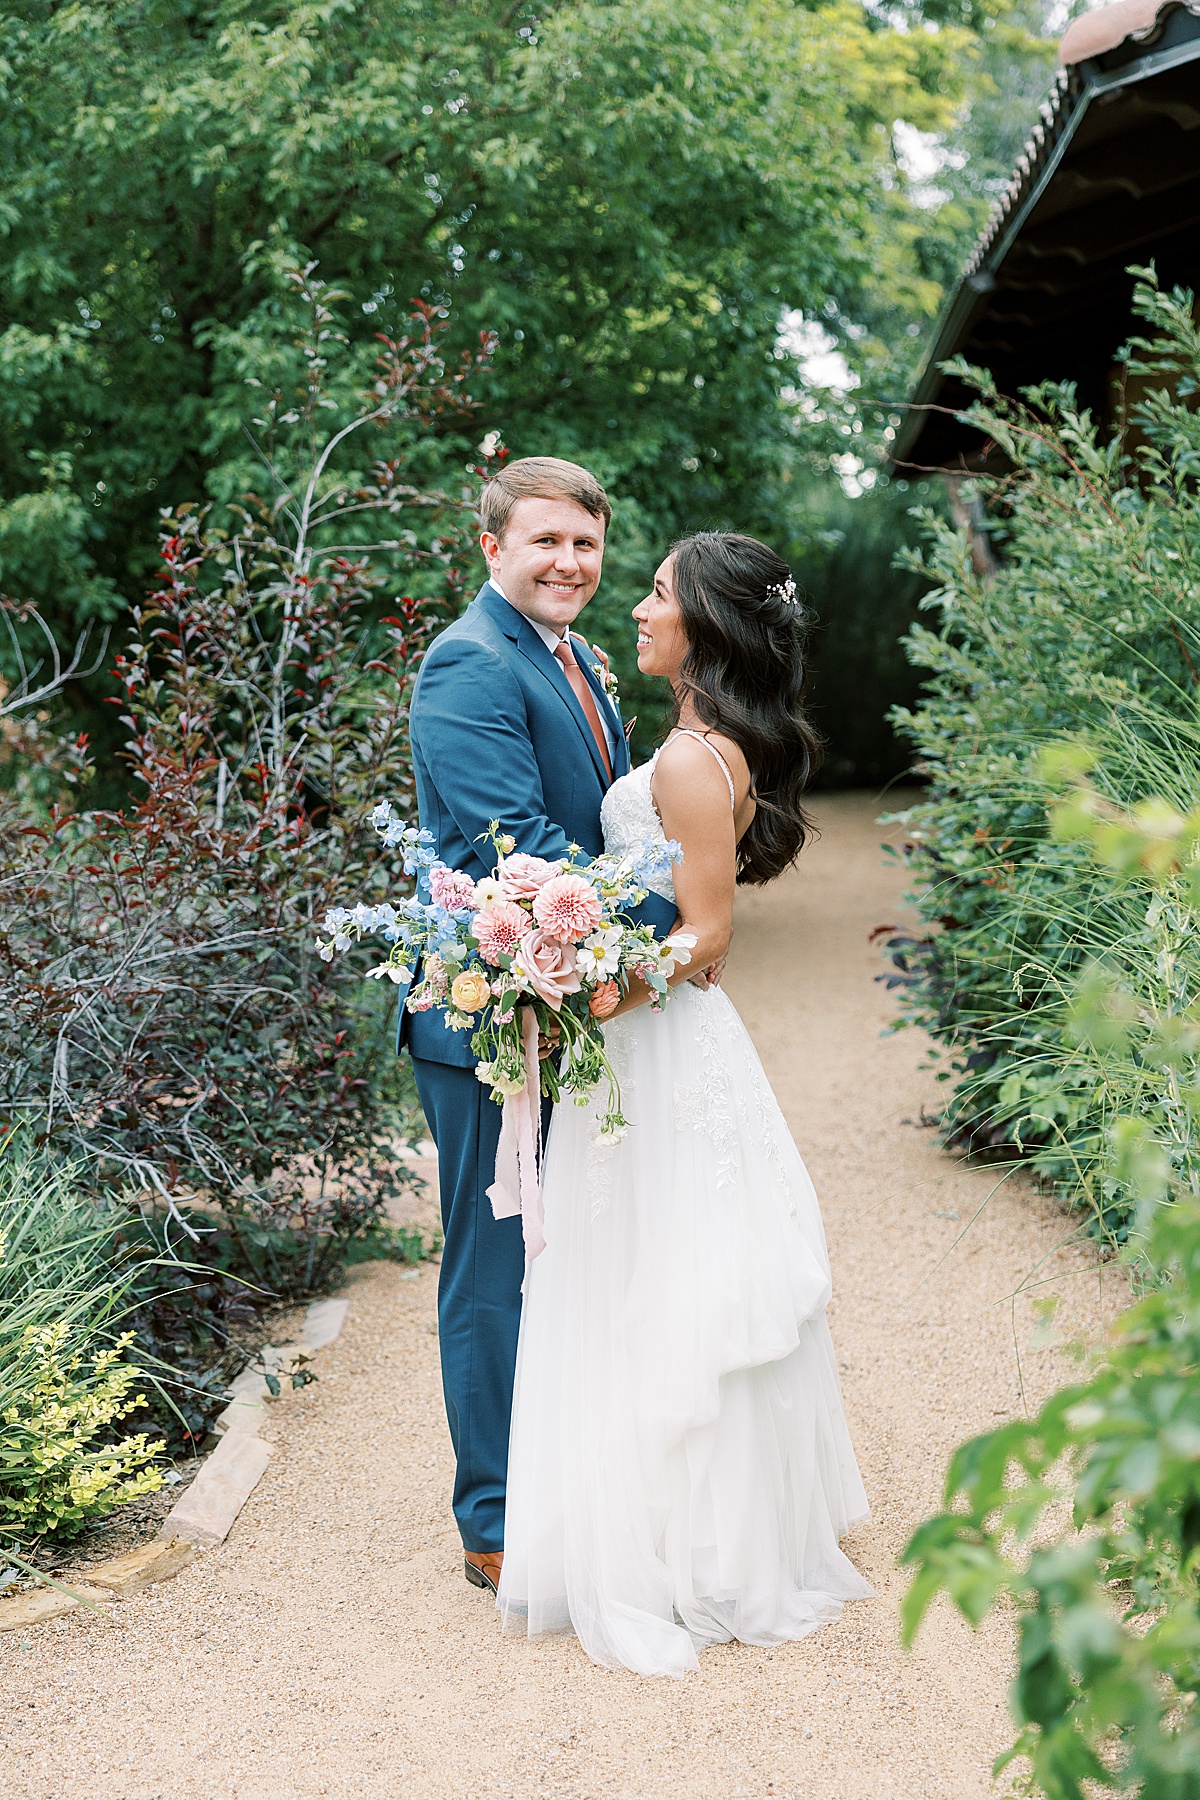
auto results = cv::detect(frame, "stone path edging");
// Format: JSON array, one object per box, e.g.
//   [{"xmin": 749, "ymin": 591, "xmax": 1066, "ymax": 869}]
[{"xmin": 0, "ymin": 1294, "xmax": 350, "ymax": 1634}]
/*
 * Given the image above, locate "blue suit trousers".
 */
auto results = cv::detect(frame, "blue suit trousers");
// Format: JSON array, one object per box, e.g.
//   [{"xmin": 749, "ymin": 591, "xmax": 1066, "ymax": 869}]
[{"xmin": 412, "ymin": 1053, "xmax": 553, "ymax": 1553}]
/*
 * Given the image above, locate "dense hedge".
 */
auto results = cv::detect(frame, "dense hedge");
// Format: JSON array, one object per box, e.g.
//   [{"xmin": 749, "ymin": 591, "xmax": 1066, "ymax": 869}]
[
  {"xmin": 898, "ymin": 273, "xmax": 1200, "ymax": 1794},
  {"xmin": 888, "ymin": 272, "xmax": 1200, "ymax": 1240}
]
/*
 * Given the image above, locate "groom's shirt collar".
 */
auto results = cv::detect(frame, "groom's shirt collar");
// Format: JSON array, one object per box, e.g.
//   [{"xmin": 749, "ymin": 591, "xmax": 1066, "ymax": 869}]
[{"xmin": 486, "ymin": 577, "xmax": 615, "ymax": 758}]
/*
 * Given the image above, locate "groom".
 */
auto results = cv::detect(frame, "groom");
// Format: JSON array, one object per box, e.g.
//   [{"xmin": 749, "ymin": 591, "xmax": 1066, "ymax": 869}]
[{"xmin": 402, "ymin": 456, "xmax": 678, "ymax": 1593}]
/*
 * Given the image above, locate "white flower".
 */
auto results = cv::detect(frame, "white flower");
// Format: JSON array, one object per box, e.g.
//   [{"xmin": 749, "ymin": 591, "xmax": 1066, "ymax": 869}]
[
  {"xmin": 316, "ymin": 939, "xmax": 335, "ymax": 962},
  {"xmin": 477, "ymin": 1059, "xmax": 526, "ymax": 1098},
  {"xmin": 366, "ymin": 963, "xmax": 412, "ymax": 984},
  {"xmin": 592, "ymin": 1119, "xmax": 627, "ymax": 1145},
  {"xmin": 575, "ymin": 926, "xmax": 623, "ymax": 979},
  {"xmin": 508, "ymin": 955, "xmax": 533, "ymax": 992},
  {"xmin": 659, "ymin": 931, "xmax": 697, "ymax": 975},
  {"xmin": 472, "ymin": 876, "xmax": 503, "ymax": 907}
]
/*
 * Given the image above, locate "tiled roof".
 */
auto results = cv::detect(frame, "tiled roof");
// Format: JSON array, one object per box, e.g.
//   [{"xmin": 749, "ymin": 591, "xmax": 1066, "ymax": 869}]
[
  {"xmin": 961, "ymin": 0, "xmax": 1200, "ymax": 283},
  {"xmin": 961, "ymin": 69, "xmax": 1080, "ymax": 284},
  {"xmin": 891, "ymin": 0, "xmax": 1200, "ymax": 471}
]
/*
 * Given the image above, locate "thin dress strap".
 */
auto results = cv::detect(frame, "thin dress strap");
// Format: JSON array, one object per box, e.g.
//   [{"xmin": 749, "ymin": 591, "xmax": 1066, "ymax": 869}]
[{"xmin": 670, "ymin": 729, "xmax": 737, "ymax": 810}]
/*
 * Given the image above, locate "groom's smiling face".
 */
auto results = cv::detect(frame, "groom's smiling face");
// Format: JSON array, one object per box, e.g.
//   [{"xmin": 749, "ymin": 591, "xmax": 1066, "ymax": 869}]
[{"xmin": 481, "ymin": 497, "xmax": 605, "ymax": 632}]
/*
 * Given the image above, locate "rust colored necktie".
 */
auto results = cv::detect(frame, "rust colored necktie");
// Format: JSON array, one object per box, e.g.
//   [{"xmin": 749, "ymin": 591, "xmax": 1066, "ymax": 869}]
[{"xmin": 554, "ymin": 637, "xmax": 613, "ymax": 782}]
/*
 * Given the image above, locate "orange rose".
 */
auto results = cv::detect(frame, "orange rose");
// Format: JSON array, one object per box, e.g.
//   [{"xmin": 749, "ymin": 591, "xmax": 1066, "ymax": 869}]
[{"xmin": 588, "ymin": 980, "xmax": 620, "ymax": 1020}]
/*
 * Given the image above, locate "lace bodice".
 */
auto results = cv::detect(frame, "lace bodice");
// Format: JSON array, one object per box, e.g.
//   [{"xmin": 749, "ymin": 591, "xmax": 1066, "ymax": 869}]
[
  {"xmin": 602, "ymin": 735, "xmax": 738, "ymax": 902},
  {"xmin": 601, "ymin": 759, "xmax": 675, "ymax": 900}
]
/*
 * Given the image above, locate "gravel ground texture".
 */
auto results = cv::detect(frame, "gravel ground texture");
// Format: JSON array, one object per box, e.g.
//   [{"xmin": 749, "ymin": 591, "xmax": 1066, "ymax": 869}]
[{"xmin": 5, "ymin": 791, "xmax": 1128, "ymax": 1799}]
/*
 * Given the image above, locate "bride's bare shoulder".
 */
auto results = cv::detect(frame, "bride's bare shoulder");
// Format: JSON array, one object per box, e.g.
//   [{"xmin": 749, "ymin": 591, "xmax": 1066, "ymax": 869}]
[{"xmin": 653, "ymin": 729, "xmax": 750, "ymax": 804}]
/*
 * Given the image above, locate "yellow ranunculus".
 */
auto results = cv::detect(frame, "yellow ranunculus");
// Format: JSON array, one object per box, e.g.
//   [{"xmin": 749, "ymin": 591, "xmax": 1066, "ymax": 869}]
[{"xmin": 451, "ymin": 970, "xmax": 492, "ymax": 1014}]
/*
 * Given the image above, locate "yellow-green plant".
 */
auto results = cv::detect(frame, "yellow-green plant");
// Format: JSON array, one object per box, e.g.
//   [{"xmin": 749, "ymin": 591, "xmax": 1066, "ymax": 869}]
[
  {"xmin": 0, "ymin": 1141, "xmax": 164, "ymax": 1539},
  {"xmin": 0, "ymin": 1323, "xmax": 162, "ymax": 1539}
]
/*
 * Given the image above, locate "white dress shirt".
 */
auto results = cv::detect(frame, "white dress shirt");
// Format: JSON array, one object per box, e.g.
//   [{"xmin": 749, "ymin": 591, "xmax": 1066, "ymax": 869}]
[{"xmin": 487, "ymin": 576, "xmax": 616, "ymax": 760}]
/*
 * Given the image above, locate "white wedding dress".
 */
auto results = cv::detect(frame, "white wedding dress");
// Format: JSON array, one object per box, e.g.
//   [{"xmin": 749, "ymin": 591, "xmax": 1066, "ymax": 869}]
[{"xmin": 497, "ymin": 742, "xmax": 872, "ymax": 1676}]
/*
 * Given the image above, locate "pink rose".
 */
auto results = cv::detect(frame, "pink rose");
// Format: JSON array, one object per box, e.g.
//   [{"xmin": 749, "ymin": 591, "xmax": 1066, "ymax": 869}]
[
  {"xmin": 497, "ymin": 852, "xmax": 563, "ymax": 901},
  {"xmin": 474, "ymin": 900, "xmax": 530, "ymax": 965},
  {"xmin": 514, "ymin": 928, "xmax": 583, "ymax": 1012},
  {"xmin": 531, "ymin": 872, "xmax": 603, "ymax": 945}
]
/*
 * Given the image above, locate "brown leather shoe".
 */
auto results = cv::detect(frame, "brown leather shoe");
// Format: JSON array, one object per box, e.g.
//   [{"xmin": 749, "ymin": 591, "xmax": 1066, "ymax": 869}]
[{"xmin": 464, "ymin": 1550, "xmax": 503, "ymax": 1595}]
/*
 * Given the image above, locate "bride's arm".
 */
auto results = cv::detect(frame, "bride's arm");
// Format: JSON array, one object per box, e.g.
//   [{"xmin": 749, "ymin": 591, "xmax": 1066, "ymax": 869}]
[{"xmin": 609, "ymin": 735, "xmax": 742, "ymax": 1018}]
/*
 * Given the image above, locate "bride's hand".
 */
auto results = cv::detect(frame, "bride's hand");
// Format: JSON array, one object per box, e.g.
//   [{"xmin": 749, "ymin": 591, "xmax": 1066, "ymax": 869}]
[
  {"xmin": 538, "ymin": 1019, "xmax": 562, "ymax": 1059},
  {"xmin": 690, "ymin": 947, "xmax": 729, "ymax": 989}
]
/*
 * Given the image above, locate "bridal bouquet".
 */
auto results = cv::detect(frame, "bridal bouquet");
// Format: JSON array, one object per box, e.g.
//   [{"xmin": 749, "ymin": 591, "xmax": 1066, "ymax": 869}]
[{"xmin": 317, "ymin": 802, "xmax": 695, "ymax": 1145}]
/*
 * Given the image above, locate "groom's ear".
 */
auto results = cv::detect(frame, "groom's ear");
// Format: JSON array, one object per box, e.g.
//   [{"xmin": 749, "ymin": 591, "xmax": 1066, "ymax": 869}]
[{"xmin": 480, "ymin": 529, "xmax": 501, "ymax": 570}]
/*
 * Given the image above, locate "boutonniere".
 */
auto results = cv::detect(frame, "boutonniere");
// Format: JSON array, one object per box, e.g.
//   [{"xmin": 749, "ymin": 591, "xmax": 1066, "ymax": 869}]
[{"xmin": 594, "ymin": 651, "xmax": 620, "ymax": 706}]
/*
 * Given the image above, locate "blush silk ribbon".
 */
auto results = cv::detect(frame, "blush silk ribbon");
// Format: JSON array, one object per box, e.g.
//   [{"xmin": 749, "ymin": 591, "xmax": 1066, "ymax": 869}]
[{"xmin": 487, "ymin": 1005, "xmax": 547, "ymax": 1261}]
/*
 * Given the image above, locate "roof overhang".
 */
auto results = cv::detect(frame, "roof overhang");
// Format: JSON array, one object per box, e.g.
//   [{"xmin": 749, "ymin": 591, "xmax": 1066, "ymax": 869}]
[{"xmin": 891, "ymin": 0, "xmax": 1200, "ymax": 474}]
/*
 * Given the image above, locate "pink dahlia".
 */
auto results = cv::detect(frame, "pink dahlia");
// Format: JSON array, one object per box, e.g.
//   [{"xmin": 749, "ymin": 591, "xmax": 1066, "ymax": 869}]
[
  {"xmin": 430, "ymin": 865, "xmax": 479, "ymax": 912},
  {"xmin": 474, "ymin": 901, "xmax": 530, "ymax": 965},
  {"xmin": 497, "ymin": 852, "xmax": 563, "ymax": 901},
  {"xmin": 531, "ymin": 872, "xmax": 604, "ymax": 945}
]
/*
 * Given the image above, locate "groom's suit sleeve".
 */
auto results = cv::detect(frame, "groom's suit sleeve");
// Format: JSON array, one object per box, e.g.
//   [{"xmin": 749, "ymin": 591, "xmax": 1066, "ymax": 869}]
[{"xmin": 413, "ymin": 637, "xmax": 587, "ymax": 866}]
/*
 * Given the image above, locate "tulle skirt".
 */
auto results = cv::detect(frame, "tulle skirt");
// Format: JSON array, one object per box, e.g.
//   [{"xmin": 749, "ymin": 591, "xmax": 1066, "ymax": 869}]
[{"xmin": 497, "ymin": 982, "xmax": 873, "ymax": 1677}]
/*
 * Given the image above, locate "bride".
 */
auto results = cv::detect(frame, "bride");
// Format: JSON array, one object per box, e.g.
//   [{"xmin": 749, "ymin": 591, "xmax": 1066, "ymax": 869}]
[{"xmin": 497, "ymin": 530, "xmax": 872, "ymax": 1677}]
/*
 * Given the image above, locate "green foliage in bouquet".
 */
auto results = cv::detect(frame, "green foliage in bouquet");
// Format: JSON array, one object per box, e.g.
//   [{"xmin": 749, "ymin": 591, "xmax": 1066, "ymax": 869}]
[
  {"xmin": 887, "ymin": 271, "xmax": 1200, "ymax": 1239},
  {"xmin": 0, "ymin": 269, "xmax": 472, "ymax": 1290}
]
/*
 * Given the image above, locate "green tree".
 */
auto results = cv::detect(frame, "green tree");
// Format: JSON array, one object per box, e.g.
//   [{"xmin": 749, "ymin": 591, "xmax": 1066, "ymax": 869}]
[{"xmin": 0, "ymin": 0, "xmax": 981, "ymax": 774}]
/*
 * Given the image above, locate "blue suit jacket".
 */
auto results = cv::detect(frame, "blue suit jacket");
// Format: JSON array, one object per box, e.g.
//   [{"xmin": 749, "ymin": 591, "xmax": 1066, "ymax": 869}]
[{"xmin": 402, "ymin": 581, "xmax": 678, "ymax": 1067}]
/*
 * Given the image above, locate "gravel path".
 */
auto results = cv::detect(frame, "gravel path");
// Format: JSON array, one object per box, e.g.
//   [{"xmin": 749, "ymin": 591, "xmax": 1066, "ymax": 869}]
[{"xmin": 4, "ymin": 792, "xmax": 1127, "ymax": 1799}]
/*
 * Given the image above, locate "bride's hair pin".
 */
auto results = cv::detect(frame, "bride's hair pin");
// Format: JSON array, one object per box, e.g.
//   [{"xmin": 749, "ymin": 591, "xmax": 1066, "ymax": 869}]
[{"xmin": 766, "ymin": 575, "xmax": 799, "ymax": 607}]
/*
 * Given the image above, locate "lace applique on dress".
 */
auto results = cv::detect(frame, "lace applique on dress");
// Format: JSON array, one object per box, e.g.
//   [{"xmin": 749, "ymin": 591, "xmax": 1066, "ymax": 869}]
[
  {"xmin": 739, "ymin": 1053, "xmax": 794, "ymax": 1207},
  {"xmin": 672, "ymin": 990, "xmax": 740, "ymax": 1190},
  {"xmin": 600, "ymin": 757, "xmax": 675, "ymax": 903},
  {"xmin": 585, "ymin": 1016, "xmax": 636, "ymax": 1219},
  {"xmin": 581, "ymin": 758, "xmax": 674, "ymax": 1214}
]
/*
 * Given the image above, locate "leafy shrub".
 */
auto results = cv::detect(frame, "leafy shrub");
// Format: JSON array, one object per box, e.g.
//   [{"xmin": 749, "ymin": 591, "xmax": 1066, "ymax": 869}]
[
  {"xmin": 903, "ymin": 790, "xmax": 1200, "ymax": 1797},
  {"xmin": 0, "ymin": 269, "xmax": 484, "ymax": 1288},
  {"xmin": 1, "ymin": 1324, "xmax": 162, "ymax": 1540},
  {"xmin": 0, "ymin": 1142, "xmax": 162, "ymax": 1539},
  {"xmin": 887, "ymin": 270, "xmax": 1200, "ymax": 1237}
]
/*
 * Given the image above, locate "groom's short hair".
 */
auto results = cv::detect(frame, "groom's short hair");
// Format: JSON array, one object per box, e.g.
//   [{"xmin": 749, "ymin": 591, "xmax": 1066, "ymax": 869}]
[{"xmin": 480, "ymin": 457, "xmax": 611, "ymax": 541}]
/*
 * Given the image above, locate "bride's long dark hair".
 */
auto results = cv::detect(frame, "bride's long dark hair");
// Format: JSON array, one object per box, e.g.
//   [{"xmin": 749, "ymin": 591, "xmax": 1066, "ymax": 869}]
[{"xmin": 668, "ymin": 531, "xmax": 822, "ymax": 886}]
